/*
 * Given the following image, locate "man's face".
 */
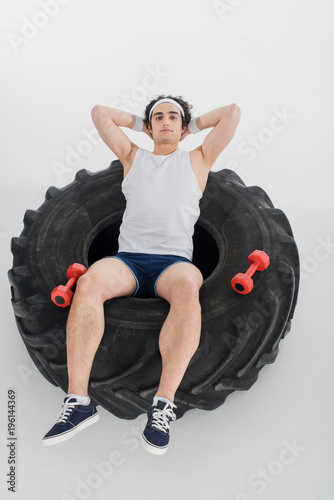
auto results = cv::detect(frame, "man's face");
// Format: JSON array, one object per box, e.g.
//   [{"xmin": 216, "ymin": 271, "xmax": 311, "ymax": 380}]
[{"xmin": 148, "ymin": 103, "xmax": 185, "ymax": 143}]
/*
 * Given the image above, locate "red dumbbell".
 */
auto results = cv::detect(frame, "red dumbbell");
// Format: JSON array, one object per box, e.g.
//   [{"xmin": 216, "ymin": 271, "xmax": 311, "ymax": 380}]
[
  {"xmin": 51, "ymin": 263, "xmax": 87, "ymax": 308},
  {"xmin": 231, "ymin": 250, "xmax": 270, "ymax": 295}
]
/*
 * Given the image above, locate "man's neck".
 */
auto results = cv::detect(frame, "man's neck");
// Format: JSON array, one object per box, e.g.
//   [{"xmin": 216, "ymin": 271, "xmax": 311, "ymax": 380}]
[{"xmin": 152, "ymin": 143, "xmax": 179, "ymax": 156}]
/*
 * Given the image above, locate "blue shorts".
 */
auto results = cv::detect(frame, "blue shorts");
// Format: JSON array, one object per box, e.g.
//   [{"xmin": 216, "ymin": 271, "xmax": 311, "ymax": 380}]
[{"xmin": 109, "ymin": 252, "xmax": 196, "ymax": 299}]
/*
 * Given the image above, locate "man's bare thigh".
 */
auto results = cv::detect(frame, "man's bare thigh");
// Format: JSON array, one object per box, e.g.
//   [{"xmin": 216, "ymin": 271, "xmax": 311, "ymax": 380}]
[
  {"xmin": 82, "ymin": 257, "xmax": 137, "ymax": 301},
  {"xmin": 155, "ymin": 262, "xmax": 203, "ymax": 303}
]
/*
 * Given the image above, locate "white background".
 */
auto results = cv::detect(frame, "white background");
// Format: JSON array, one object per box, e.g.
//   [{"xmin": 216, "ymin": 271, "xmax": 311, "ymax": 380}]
[{"xmin": 1, "ymin": 1, "xmax": 333, "ymax": 499}]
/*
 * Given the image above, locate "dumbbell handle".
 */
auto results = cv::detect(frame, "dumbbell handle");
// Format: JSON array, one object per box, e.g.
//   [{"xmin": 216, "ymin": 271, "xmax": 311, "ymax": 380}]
[
  {"xmin": 64, "ymin": 276, "xmax": 79, "ymax": 290},
  {"xmin": 245, "ymin": 262, "xmax": 260, "ymax": 278}
]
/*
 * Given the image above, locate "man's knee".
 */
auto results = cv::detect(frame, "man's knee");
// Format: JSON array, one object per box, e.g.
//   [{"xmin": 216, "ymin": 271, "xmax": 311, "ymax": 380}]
[
  {"xmin": 170, "ymin": 277, "xmax": 201, "ymax": 305},
  {"xmin": 74, "ymin": 273, "xmax": 99, "ymax": 300},
  {"xmin": 74, "ymin": 270, "xmax": 112, "ymax": 302}
]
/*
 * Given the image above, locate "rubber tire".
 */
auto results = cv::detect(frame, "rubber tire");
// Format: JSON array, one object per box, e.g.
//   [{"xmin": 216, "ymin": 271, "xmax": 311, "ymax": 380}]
[{"xmin": 8, "ymin": 161, "xmax": 300, "ymax": 420}]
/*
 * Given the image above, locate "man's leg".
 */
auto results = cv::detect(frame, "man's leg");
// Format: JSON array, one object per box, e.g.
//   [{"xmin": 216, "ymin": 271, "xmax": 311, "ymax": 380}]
[
  {"xmin": 42, "ymin": 257, "xmax": 137, "ymax": 446},
  {"xmin": 141, "ymin": 262, "xmax": 203, "ymax": 454},
  {"xmin": 154, "ymin": 262, "xmax": 204, "ymax": 402},
  {"xmin": 66, "ymin": 257, "xmax": 137, "ymax": 396}
]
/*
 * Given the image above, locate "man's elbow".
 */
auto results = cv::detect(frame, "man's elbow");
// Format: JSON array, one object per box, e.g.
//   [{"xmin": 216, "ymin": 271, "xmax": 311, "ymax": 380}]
[
  {"xmin": 91, "ymin": 105, "xmax": 110, "ymax": 130},
  {"xmin": 91, "ymin": 104, "xmax": 102, "ymax": 121},
  {"xmin": 230, "ymin": 103, "xmax": 241, "ymax": 118},
  {"xmin": 219, "ymin": 104, "xmax": 241, "ymax": 125},
  {"xmin": 229, "ymin": 103, "xmax": 241, "ymax": 128}
]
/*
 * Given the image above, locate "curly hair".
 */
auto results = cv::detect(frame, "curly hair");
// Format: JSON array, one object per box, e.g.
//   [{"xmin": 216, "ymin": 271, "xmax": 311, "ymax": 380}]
[{"xmin": 143, "ymin": 94, "xmax": 193, "ymax": 129}]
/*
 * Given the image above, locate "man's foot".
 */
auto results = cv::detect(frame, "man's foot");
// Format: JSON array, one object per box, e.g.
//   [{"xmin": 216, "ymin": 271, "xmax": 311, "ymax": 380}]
[
  {"xmin": 141, "ymin": 400, "xmax": 176, "ymax": 455},
  {"xmin": 42, "ymin": 395, "xmax": 99, "ymax": 446}
]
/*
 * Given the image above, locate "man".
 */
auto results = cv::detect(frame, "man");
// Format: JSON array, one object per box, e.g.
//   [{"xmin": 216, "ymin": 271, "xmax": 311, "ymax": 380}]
[{"xmin": 42, "ymin": 95, "xmax": 241, "ymax": 454}]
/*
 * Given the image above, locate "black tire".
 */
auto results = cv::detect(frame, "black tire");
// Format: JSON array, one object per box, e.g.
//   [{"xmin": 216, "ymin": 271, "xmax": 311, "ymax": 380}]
[{"xmin": 8, "ymin": 161, "xmax": 299, "ymax": 419}]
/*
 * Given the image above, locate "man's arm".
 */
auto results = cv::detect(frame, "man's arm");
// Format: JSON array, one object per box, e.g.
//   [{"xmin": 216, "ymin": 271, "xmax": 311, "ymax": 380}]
[
  {"xmin": 91, "ymin": 105, "xmax": 140, "ymax": 161},
  {"xmin": 193, "ymin": 104, "xmax": 241, "ymax": 170}
]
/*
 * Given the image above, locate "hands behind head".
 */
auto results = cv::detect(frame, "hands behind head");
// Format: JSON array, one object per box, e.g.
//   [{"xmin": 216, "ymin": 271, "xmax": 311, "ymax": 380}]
[
  {"xmin": 142, "ymin": 122, "xmax": 153, "ymax": 139},
  {"xmin": 180, "ymin": 126, "xmax": 191, "ymax": 142}
]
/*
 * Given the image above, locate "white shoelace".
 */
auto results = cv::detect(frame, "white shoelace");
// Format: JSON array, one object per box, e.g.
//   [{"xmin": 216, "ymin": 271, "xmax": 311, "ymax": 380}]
[
  {"xmin": 55, "ymin": 399, "xmax": 79, "ymax": 424},
  {"xmin": 151, "ymin": 406, "xmax": 176, "ymax": 434}
]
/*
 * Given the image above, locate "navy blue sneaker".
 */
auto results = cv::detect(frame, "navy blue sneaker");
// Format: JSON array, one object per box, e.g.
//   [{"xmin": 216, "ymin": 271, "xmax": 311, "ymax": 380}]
[
  {"xmin": 42, "ymin": 396, "xmax": 99, "ymax": 446},
  {"xmin": 141, "ymin": 400, "xmax": 176, "ymax": 455}
]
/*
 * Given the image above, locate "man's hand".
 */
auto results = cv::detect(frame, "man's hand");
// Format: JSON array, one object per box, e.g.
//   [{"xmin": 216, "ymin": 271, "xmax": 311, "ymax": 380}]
[
  {"xmin": 180, "ymin": 126, "xmax": 191, "ymax": 142},
  {"xmin": 142, "ymin": 121, "xmax": 153, "ymax": 140}
]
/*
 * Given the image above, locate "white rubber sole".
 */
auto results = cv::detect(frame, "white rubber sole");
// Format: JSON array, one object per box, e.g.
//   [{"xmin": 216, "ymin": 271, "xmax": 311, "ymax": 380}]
[
  {"xmin": 42, "ymin": 412, "xmax": 100, "ymax": 446},
  {"xmin": 140, "ymin": 433, "xmax": 169, "ymax": 455}
]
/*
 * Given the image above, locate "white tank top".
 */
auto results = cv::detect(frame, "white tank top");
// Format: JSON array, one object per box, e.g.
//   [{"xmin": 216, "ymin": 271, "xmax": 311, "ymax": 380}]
[{"xmin": 118, "ymin": 147, "xmax": 203, "ymax": 260}]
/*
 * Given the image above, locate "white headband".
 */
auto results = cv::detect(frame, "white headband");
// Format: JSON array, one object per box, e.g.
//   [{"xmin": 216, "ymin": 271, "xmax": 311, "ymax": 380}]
[{"xmin": 149, "ymin": 98, "xmax": 185, "ymax": 120}]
